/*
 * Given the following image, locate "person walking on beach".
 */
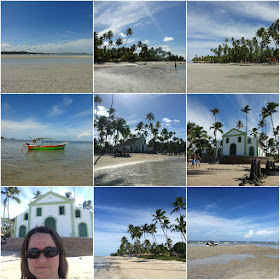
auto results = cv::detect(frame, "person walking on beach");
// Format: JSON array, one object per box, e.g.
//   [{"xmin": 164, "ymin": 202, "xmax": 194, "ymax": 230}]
[
  {"xmin": 174, "ymin": 61, "xmax": 177, "ymax": 70},
  {"xmin": 196, "ymin": 153, "xmax": 201, "ymax": 168},
  {"xmin": 192, "ymin": 155, "xmax": 196, "ymax": 168}
]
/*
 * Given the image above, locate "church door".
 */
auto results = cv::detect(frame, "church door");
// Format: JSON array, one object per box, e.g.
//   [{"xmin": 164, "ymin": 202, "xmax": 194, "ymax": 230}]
[
  {"xmin": 249, "ymin": 146, "xmax": 254, "ymax": 156},
  {"xmin": 19, "ymin": 225, "xmax": 26, "ymax": 237},
  {"xmin": 230, "ymin": 143, "xmax": 236, "ymax": 155},
  {"xmin": 79, "ymin": 223, "xmax": 88, "ymax": 237},
  {"xmin": 45, "ymin": 217, "xmax": 56, "ymax": 231}
]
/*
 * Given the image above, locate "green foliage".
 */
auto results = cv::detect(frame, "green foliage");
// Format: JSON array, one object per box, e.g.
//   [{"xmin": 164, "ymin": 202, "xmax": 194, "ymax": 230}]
[
  {"xmin": 192, "ymin": 20, "xmax": 279, "ymax": 63},
  {"xmin": 94, "ymin": 29, "xmax": 185, "ymax": 63},
  {"xmin": 1, "ymin": 218, "xmax": 14, "ymax": 238},
  {"xmin": 173, "ymin": 242, "xmax": 186, "ymax": 254}
]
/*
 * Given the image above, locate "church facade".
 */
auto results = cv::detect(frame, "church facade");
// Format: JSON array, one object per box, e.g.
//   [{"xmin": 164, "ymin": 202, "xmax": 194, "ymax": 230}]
[
  {"xmin": 216, "ymin": 128, "xmax": 266, "ymax": 157},
  {"xmin": 14, "ymin": 191, "xmax": 93, "ymax": 238}
]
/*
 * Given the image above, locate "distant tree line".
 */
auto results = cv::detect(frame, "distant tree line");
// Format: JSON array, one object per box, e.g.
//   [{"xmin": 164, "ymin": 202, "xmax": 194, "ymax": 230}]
[
  {"xmin": 192, "ymin": 20, "xmax": 279, "ymax": 63},
  {"xmin": 95, "ymin": 28, "xmax": 185, "ymax": 63}
]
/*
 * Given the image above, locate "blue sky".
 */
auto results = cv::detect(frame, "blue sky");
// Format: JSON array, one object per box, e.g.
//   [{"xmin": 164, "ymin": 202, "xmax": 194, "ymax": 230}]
[
  {"xmin": 2, "ymin": 94, "xmax": 93, "ymax": 141},
  {"xmin": 1, "ymin": 187, "xmax": 93, "ymax": 220},
  {"xmin": 187, "ymin": 1, "xmax": 279, "ymax": 61},
  {"xmin": 95, "ymin": 94, "xmax": 186, "ymax": 141},
  {"xmin": 95, "ymin": 187, "xmax": 186, "ymax": 256},
  {"xmin": 2, "ymin": 1, "xmax": 93, "ymax": 53},
  {"xmin": 95, "ymin": 1, "xmax": 186, "ymax": 58},
  {"xmin": 188, "ymin": 187, "xmax": 279, "ymax": 242},
  {"xmin": 187, "ymin": 94, "xmax": 279, "ymax": 140}
]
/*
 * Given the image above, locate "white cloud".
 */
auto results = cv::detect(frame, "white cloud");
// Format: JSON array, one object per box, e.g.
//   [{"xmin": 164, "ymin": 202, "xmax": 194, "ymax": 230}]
[
  {"xmin": 77, "ymin": 131, "xmax": 92, "ymax": 139},
  {"xmin": 188, "ymin": 210, "xmax": 279, "ymax": 241},
  {"xmin": 95, "ymin": 105, "xmax": 109, "ymax": 117},
  {"xmin": 48, "ymin": 97, "xmax": 72, "ymax": 117},
  {"xmin": 163, "ymin": 37, "xmax": 174, "ymax": 42},
  {"xmin": 163, "ymin": 117, "xmax": 172, "ymax": 123},
  {"xmin": 143, "ymin": 40, "xmax": 150, "ymax": 44},
  {"xmin": 119, "ymin": 33, "xmax": 126, "ymax": 38},
  {"xmin": 174, "ymin": 119, "xmax": 180, "ymax": 123}
]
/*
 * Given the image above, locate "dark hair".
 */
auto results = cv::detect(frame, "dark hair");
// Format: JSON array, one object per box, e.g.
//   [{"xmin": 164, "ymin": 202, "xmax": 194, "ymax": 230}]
[{"xmin": 21, "ymin": 226, "xmax": 68, "ymax": 279}]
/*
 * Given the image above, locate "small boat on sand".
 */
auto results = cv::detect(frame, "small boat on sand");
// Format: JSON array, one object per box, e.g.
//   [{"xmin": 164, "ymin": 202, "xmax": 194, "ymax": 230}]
[
  {"xmin": 21, "ymin": 137, "xmax": 68, "ymax": 151},
  {"xmin": 206, "ymin": 241, "xmax": 218, "ymax": 246}
]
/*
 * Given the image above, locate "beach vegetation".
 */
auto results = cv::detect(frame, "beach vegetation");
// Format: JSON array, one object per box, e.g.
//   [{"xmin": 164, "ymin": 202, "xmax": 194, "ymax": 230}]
[
  {"xmin": 192, "ymin": 20, "xmax": 279, "ymax": 63},
  {"xmin": 111, "ymin": 196, "xmax": 186, "ymax": 261},
  {"xmin": 95, "ymin": 29, "xmax": 185, "ymax": 63},
  {"xmin": 188, "ymin": 102, "xmax": 279, "ymax": 159},
  {"xmin": 94, "ymin": 96, "xmax": 186, "ymax": 156}
]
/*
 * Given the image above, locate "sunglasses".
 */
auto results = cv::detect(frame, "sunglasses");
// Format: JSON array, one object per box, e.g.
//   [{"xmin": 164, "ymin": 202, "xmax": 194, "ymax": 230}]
[{"xmin": 25, "ymin": 247, "xmax": 59, "ymax": 259}]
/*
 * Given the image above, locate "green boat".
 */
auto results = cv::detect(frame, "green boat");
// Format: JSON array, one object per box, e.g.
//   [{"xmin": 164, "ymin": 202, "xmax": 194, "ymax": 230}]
[{"xmin": 21, "ymin": 137, "xmax": 67, "ymax": 151}]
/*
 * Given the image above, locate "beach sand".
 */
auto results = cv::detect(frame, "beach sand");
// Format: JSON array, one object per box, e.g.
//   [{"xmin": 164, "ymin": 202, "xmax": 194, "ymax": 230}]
[
  {"xmin": 187, "ymin": 63, "xmax": 279, "ymax": 93},
  {"xmin": 95, "ymin": 256, "xmax": 186, "ymax": 279},
  {"xmin": 187, "ymin": 163, "xmax": 279, "ymax": 186},
  {"xmin": 94, "ymin": 153, "xmax": 185, "ymax": 170},
  {"xmin": 1, "ymin": 64, "xmax": 93, "ymax": 93},
  {"xmin": 1, "ymin": 251, "xmax": 93, "ymax": 279},
  {"xmin": 94, "ymin": 61, "xmax": 186, "ymax": 93},
  {"xmin": 188, "ymin": 245, "xmax": 279, "ymax": 279},
  {"xmin": 95, "ymin": 153, "xmax": 186, "ymax": 186}
]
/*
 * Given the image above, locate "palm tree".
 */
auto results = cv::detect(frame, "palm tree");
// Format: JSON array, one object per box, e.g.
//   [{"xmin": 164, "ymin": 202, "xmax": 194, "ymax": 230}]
[
  {"xmin": 172, "ymin": 215, "xmax": 186, "ymax": 243},
  {"xmin": 116, "ymin": 38, "xmax": 123, "ymax": 48},
  {"xmin": 236, "ymin": 120, "xmax": 244, "ymax": 130},
  {"xmin": 210, "ymin": 108, "xmax": 220, "ymax": 123},
  {"xmin": 250, "ymin": 128, "xmax": 259, "ymax": 139},
  {"xmin": 123, "ymin": 28, "xmax": 133, "ymax": 47},
  {"xmin": 210, "ymin": 121, "xmax": 223, "ymax": 157},
  {"xmin": 146, "ymin": 112, "xmax": 155, "ymax": 144},
  {"xmin": 65, "ymin": 192, "xmax": 72, "ymax": 198},
  {"xmin": 265, "ymin": 102, "xmax": 279, "ymax": 154},
  {"xmin": 94, "ymin": 95, "xmax": 102, "ymax": 119},
  {"xmin": 82, "ymin": 200, "xmax": 93, "ymax": 210},
  {"xmin": 141, "ymin": 223, "xmax": 150, "ymax": 241},
  {"xmin": 170, "ymin": 197, "xmax": 186, "ymax": 218},
  {"xmin": 241, "ymin": 105, "xmax": 252, "ymax": 134},
  {"xmin": 148, "ymin": 223, "xmax": 158, "ymax": 246},
  {"xmin": 1, "ymin": 187, "xmax": 21, "ymax": 235},
  {"xmin": 33, "ymin": 190, "xmax": 42, "ymax": 199},
  {"xmin": 137, "ymin": 41, "xmax": 143, "ymax": 56}
]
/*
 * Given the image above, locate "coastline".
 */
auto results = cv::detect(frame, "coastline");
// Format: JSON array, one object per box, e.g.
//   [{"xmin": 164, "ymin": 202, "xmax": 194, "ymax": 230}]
[
  {"xmin": 187, "ymin": 163, "xmax": 279, "ymax": 186},
  {"xmin": 94, "ymin": 61, "xmax": 186, "ymax": 93},
  {"xmin": 187, "ymin": 63, "xmax": 279, "ymax": 93},
  {"xmin": 95, "ymin": 256, "xmax": 186, "ymax": 279},
  {"xmin": 2, "ymin": 55, "xmax": 93, "ymax": 58},
  {"xmin": 187, "ymin": 244, "xmax": 279, "ymax": 279}
]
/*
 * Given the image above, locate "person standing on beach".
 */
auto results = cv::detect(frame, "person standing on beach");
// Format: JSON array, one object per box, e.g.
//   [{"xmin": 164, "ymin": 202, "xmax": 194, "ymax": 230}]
[
  {"xmin": 192, "ymin": 155, "xmax": 196, "ymax": 168},
  {"xmin": 196, "ymin": 153, "xmax": 201, "ymax": 168},
  {"xmin": 175, "ymin": 61, "xmax": 177, "ymax": 69}
]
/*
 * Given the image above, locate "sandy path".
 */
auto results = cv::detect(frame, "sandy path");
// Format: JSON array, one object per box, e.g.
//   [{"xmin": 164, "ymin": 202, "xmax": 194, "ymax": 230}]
[
  {"xmin": 188, "ymin": 245, "xmax": 278, "ymax": 279},
  {"xmin": 187, "ymin": 63, "xmax": 279, "ymax": 93},
  {"xmin": 95, "ymin": 256, "xmax": 186, "ymax": 279},
  {"xmin": 187, "ymin": 163, "xmax": 279, "ymax": 186}
]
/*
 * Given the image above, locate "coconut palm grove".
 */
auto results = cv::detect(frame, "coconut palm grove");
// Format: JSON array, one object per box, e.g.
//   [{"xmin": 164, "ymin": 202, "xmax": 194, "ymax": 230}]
[
  {"xmin": 110, "ymin": 197, "xmax": 186, "ymax": 261},
  {"xmin": 94, "ymin": 95, "xmax": 186, "ymax": 156},
  {"xmin": 192, "ymin": 20, "xmax": 279, "ymax": 63},
  {"xmin": 95, "ymin": 28, "xmax": 185, "ymax": 63}
]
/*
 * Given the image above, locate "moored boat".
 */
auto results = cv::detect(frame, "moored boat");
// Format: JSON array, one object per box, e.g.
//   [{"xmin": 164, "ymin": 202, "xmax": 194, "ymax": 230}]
[{"xmin": 21, "ymin": 137, "xmax": 67, "ymax": 151}]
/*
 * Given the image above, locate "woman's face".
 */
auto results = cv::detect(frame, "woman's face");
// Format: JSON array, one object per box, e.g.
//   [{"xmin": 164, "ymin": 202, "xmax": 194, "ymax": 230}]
[{"xmin": 27, "ymin": 233, "xmax": 60, "ymax": 279}]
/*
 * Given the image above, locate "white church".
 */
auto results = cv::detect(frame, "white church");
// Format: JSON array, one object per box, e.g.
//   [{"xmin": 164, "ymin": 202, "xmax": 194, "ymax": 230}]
[
  {"xmin": 216, "ymin": 128, "xmax": 266, "ymax": 157},
  {"xmin": 14, "ymin": 191, "xmax": 93, "ymax": 238}
]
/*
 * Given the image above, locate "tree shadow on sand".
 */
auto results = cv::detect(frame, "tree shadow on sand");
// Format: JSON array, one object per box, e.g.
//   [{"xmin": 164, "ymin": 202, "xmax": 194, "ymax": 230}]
[{"xmin": 94, "ymin": 173, "xmax": 125, "ymax": 186}]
